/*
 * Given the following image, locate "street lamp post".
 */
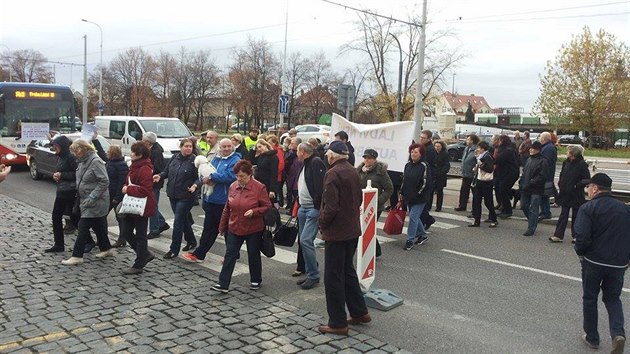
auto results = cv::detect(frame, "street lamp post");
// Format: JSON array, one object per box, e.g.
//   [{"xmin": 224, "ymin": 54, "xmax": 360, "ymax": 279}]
[
  {"xmin": 389, "ymin": 33, "xmax": 403, "ymax": 122},
  {"xmin": 81, "ymin": 19, "xmax": 103, "ymax": 115}
]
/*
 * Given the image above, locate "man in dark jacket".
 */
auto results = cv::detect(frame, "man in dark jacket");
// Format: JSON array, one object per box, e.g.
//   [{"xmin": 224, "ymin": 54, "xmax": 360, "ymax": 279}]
[
  {"xmin": 455, "ymin": 134, "xmax": 479, "ymax": 212},
  {"xmin": 295, "ymin": 142, "xmax": 326, "ymax": 290},
  {"xmin": 574, "ymin": 173, "xmax": 630, "ymax": 354},
  {"xmin": 143, "ymin": 132, "xmax": 170, "ymax": 239},
  {"xmin": 334, "ymin": 131, "xmax": 355, "ymax": 166},
  {"xmin": 419, "ymin": 130, "xmax": 436, "ymax": 228},
  {"xmin": 318, "ymin": 140, "xmax": 370, "ymax": 336},
  {"xmin": 539, "ymin": 132, "xmax": 557, "ymax": 220},
  {"xmin": 518, "ymin": 141, "xmax": 549, "ymax": 236}
]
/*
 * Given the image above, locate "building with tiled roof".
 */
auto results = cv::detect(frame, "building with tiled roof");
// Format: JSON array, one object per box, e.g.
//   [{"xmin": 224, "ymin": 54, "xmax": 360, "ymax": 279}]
[{"xmin": 434, "ymin": 91, "xmax": 492, "ymax": 121}]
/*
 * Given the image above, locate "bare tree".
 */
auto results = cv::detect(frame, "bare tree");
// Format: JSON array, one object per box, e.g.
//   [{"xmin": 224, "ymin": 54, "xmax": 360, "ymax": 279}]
[
  {"xmin": 188, "ymin": 50, "xmax": 221, "ymax": 131},
  {"xmin": 284, "ymin": 52, "xmax": 310, "ymax": 127},
  {"xmin": 302, "ymin": 51, "xmax": 337, "ymax": 123},
  {"xmin": 153, "ymin": 51, "xmax": 178, "ymax": 117},
  {"xmin": 109, "ymin": 47, "xmax": 156, "ymax": 116},
  {"xmin": 2, "ymin": 49, "xmax": 54, "ymax": 83}
]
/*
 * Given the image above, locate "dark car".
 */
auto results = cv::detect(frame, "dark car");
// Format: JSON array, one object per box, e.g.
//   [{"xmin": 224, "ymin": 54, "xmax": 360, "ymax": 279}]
[
  {"xmin": 558, "ymin": 135, "xmax": 582, "ymax": 146},
  {"xmin": 26, "ymin": 132, "xmax": 111, "ymax": 180},
  {"xmin": 446, "ymin": 140, "xmax": 467, "ymax": 161},
  {"xmin": 584, "ymin": 136, "xmax": 612, "ymax": 149}
]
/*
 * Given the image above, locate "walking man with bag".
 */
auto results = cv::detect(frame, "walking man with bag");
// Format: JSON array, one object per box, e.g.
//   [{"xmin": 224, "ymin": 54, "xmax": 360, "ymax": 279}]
[
  {"xmin": 318, "ymin": 141, "xmax": 370, "ymax": 335},
  {"xmin": 295, "ymin": 142, "xmax": 326, "ymax": 290},
  {"xmin": 575, "ymin": 173, "xmax": 630, "ymax": 354}
]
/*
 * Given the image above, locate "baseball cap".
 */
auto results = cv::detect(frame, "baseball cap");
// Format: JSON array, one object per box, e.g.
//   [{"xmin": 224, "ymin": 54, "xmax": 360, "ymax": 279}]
[{"xmin": 328, "ymin": 140, "xmax": 349, "ymax": 155}]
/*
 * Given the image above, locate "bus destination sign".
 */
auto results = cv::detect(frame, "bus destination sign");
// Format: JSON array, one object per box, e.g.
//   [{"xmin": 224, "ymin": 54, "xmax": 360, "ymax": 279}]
[{"xmin": 14, "ymin": 90, "xmax": 58, "ymax": 99}]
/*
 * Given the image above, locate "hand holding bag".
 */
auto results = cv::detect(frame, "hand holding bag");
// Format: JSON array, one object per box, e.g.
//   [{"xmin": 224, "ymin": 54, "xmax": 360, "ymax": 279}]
[
  {"xmin": 274, "ymin": 217, "xmax": 298, "ymax": 247},
  {"xmin": 383, "ymin": 201, "xmax": 406, "ymax": 235}
]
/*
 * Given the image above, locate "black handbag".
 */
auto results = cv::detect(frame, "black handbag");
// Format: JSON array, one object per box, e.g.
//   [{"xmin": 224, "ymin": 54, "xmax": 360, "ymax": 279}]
[
  {"xmin": 260, "ymin": 227, "xmax": 276, "ymax": 258},
  {"xmin": 274, "ymin": 218, "xmax": 298, "ymax": 247}
]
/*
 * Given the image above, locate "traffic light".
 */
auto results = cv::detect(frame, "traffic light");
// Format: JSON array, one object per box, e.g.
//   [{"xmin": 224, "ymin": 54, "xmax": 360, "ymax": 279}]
[{"xmin": 337, "ymin": 84, "xmax": 355, "ymax": 111}]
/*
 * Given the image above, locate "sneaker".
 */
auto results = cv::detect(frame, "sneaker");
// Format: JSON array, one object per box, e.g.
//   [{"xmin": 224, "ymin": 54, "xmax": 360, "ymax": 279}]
[
  {"xmin": 182, "ymin": 243, "xmax": 197, "ymax": 252},
  {"xmin": 211, "ymin": 284, "xmax": 228, "ymax": 293},
  {"xmin": 95, "ymin": 249, "xmax": 115, "ymax": 258},
  {"xmin": 61, "ymin": 257, "xmax": 84, "ymax": 265},
  {"xmin": 250, "ymin": 282, "xmax": 262, "ymax": 290},
  {"xmin": 580, "ymin": 334, "xmax": 599, "ymax": 349},
  {"xmin": 300, "ymin": 278, "xmax": 319, "ymax": 290},
  {"xmin": 523, "ymin": 230, "xmax": 535, "ymax": 237},
  {"xmin": 611, "ymin": 335, "xmax": 625, "ymax": 354},
  {"xmin": 44, "ymin": 246, "xmax": 65, "ymax": 253},
  {"xmin": 181, "ymin": 252, "xmax": 203, "ymax": 263},
  {"xmin": 549, "ymin": 236, "xmax": 563, "ymax": 243},
  {"xmin": 415, "ymin": 236, "xmax": 428, "ymax": 245},
  {"xmin": 538, "ymin": 215, "xmax": 551, "ymax": 222},
  {"xmin": 314, "ymin": 239, "xmax": 325, "ymax": 248},
  {"xmin": 571, "ymin": 238, "xmax": 576, "ymax": 244},
  {"xmin": 488, "ymin": 222, "xmax": 498, "ymax": 228},
  {"xmin": 404, "ymin": 240, "xmax": 414, "ymax": 250}
]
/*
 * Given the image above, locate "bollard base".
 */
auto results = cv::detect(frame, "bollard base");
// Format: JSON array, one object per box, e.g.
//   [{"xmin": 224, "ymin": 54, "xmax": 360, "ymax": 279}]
[{"xmin": 364, "ymin": 288, "xmax": 404, "ymax": 311}]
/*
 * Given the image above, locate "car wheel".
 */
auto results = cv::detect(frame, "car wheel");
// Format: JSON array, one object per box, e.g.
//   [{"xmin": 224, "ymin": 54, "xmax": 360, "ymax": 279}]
[
  {"xmin": 29, "ymin": 159, "xmax": 42, "ymax": 180},
  {"xmin": 448, "ymin": 150, "xmax": 459, "ymax": 162}
]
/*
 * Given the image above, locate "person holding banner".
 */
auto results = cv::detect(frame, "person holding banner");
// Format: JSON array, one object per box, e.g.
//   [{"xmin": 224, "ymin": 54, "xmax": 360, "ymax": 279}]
[
  {"xmin": 400, "ymin": 143, "xmax": 431, "ymax": 250},
  {"xmin": 357, "ymin": 149, "xmax": 393, "ymax": 258},
  {"xmin": 318, "ymin": 141, "xmax": 370, "ymax": 336}
]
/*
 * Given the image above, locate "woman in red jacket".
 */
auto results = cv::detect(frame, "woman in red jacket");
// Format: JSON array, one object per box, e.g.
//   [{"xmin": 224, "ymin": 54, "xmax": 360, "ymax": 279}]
[
  {"xmin": 120, "ymin": 141, "xmax": 157, "ymax": 275},
  {"xmin": 212, "ymin": 160, "xmax": 272, "ymax": 293}
]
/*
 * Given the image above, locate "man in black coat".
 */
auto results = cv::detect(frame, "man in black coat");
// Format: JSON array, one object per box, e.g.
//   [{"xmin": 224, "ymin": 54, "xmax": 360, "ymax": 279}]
[
  {"xmin": 143, "ymin": 132, "xmax": 170, "ymax": 239},
  {"xmin": 419, "ymin": 130, "xmax": 436, "ymax": 229},
  {"xmin": 518, "ymin": 141, "xmax": 549, "ymax": 236}
]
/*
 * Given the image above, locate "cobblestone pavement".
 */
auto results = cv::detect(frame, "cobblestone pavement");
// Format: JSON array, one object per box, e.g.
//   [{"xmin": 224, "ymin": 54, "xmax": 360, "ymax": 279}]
[{"xmin": 0, "ymin": 195, "xmax": 407, "ymax": 353}]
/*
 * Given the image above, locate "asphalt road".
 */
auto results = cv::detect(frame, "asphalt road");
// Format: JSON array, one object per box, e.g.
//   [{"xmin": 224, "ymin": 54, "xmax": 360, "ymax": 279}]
[{"xmin": 3, "ymin": 165, "xmax": 630, "ymax": 353}]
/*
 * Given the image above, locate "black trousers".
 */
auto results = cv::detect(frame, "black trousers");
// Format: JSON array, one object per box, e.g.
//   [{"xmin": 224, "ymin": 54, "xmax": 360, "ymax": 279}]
[
  {"xmin": 554, "ymin": 205, "xmax": 580, "ymax": 239},
  {"xmin": 324, "ymin": 238, "xmax": 369, "ymax": 328},
  {"xmin": 52, "ymin": 195, "xmax": 80, "ymax": 247},
  {"xmin": 194, "ymin": 202, "xmax": 224, "ymax": 260},
  {"xmin": 472, "ymin": 181, "xmax": 497, "ymax": 222},
  {"xmin": 72, "ymin": 216, "xmax": 111, "ymax": 257},
  {"xmin": 457, "ymin": 177, "xmax": 473, "ymax": 209},
  {"xmin": 122, "ymin": 216, "xmax": 151, "ymax": 269},
  {"xmin": 496, "ymin": 174, "xmax": 518, "ymax": 215}
]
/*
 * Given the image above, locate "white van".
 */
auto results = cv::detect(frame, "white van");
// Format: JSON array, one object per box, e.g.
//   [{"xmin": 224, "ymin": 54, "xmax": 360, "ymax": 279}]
[{"xmin": 95, "ymin": 116, "xmax": 192, "ymax": 160}]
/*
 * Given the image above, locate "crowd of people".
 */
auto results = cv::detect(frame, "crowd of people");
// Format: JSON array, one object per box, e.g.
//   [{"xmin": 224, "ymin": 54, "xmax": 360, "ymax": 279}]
[{"xmin": 30, "ymin": 124, "xmax": 630, "ymax": 346}]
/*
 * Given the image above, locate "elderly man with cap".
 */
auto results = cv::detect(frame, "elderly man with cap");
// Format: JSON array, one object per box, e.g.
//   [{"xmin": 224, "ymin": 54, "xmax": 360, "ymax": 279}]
[
  {"xmin": 334, "ymin": 131, "xmax": 356, "ymax": 166},
  {"xmin": 318, "ymin": 140, "xmax": 370, "ymax": 336},
  {"xmin": 575, "ymin": 173, "xmax": 630, "ymax": 354},
  {"xmin": 518, "ymin": 140, "xmax": 549, "ymax": 236},
  {"xmin": 357, "ymin": 148, "xmax": 393, "ymax": 258}
]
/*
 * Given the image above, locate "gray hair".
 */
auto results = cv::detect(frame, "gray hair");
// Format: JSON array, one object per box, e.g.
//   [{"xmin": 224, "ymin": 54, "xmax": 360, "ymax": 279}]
[
  {"xmin": 143, "ymin": 132, "xmax": 157, "ymax": 144},
  {"xmin": 292, "ymin": 137, "xmax": 302, "ymax": 145},
  {"xmin": 567, "ymin": 144, "xmax": 584, "ymax": 157},
  {"xmin": 326, "ymin": 149, "xmax": 348, "ymax": 161},
  {"xmin": 540, "ymin": 132, "xmax": 551, "ymax": 143},
  {"xmin": 298, "ymin": 142, "xmax": 314, "ymax": 155}
]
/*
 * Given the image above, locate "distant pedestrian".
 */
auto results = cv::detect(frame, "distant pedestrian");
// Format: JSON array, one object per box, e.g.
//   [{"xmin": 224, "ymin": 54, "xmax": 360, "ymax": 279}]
[
  {"xmin": 518, "ymin": 141, "xmax": 549, "ymax": 236},
  {"xmin": 253, "ymin": 139, "xmax": 280, "ymax": 204},
  {"xmin": 400, "ymin": 143, "xmax": 431, "ymax": 250},
  {"xmin": 518, "ymin": 131, "xmax": 532, "ymax": 167},
  {"xmin": 212, "ymin": 160, "xmax": 272, "ymax": 293},
  {"xmin": 454, "ymin": 134, "xmax": 479, "ymax": 212},
  {"xmin": 357, "ymin": 148, "xmax": 393, "ymax": 257},
  {"xmin": 539, "ymin": 132, "xmax": 557, "ymax": 221},
  {"xmin": 433, "ymin": 140, "xmax": 450, "ymax": 212},
  {"xmin": 494, "ymin": 135, "xmax": 519, "ymax": 218},
  {"xmin": 204, "ymin": 130, "xmax": 220, "ymax": 160},
  {"xmin": 143, "ymin": 132, "xmax": 170, "ymax": 239},
  {"xmin": 120, "ymin": 141, "xmax": 157, "ymax": 274},
  {"xmin": 62, "ymin": 140, "xmax": 112, "ymax": 265},
  {"xmin": 318, "ymin": 140, "xmax": 370, "ymax": 336},
  {"xmin": 549, "ymin": 145, "xmax": 590, "ymax": 243},
  {"xmin": 575, "ymin": 173, "xmax": 630, "ymax": 354},
  {"xmin": 231, "ymin": 133, "xmax": 248, "ymax": 160},
  {"xmin": 468, "ymin": 141, "xmax": 498, "ymax": 228}
]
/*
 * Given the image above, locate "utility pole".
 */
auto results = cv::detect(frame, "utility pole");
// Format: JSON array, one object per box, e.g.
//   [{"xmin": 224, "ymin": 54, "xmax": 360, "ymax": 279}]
[
  {"xmin": 82, "ymin": 35, "xmax": 88, "ymax": 126},
  {"xmin": 389, "ymin": 33, "xmax": 403, "ymax": 121},
  {"xmin": 82, "ymin": 19, "xmax": 103, "ymax": 115},
  {"xmin": 412, "ymin": 0, "xmax": 428, "ymax": 140}
]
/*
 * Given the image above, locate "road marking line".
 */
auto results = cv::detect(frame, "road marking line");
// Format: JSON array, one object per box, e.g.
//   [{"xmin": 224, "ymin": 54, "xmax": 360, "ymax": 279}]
[{"xmin": 441, "ymin": 249, "xmax": 630, "ymax": 293}]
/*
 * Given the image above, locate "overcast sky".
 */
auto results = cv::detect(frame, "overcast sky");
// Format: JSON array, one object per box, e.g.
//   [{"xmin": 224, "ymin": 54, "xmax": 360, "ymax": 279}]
[{"xmin": 1, "ymin": 0, "xmax": 628, "ymax": 112}]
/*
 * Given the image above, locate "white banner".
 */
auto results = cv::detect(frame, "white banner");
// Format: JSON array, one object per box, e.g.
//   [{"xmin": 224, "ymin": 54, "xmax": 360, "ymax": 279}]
[
  {"xmin": 21, "ymin": 123, "xmax": 50, "ymax": 140},
  {"xmin": 331, "ymin": 113, "xmax": 415, "ymax": 172}
]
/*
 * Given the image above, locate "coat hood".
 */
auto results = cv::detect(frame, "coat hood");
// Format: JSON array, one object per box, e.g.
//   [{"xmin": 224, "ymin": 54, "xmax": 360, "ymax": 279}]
[{"xmin": 51, "ymin": 135, "xmax": 72, "ymax": 155}]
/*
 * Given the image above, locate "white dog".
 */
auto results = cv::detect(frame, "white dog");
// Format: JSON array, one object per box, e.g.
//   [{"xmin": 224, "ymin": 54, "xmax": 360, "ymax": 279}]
[{"xmin": 194, "ymin": 155, "xmax": 217, "ymax": 197}]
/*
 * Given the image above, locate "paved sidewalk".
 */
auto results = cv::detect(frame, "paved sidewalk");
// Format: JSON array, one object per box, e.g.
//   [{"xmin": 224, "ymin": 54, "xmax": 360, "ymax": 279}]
[{"xmin": 0, "ymin": 194, "xmax": 406, "ymax": 353}]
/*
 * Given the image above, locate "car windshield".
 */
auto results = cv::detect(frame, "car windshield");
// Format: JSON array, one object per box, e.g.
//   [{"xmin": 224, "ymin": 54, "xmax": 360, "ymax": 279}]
[{"xmin": 139, "ymin": 120, "xmax": 190, "ymax": 138}]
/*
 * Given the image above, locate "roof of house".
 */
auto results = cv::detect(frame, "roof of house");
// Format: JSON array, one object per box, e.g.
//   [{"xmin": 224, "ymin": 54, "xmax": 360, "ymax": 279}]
[{"xmin": 443, "ymin": 91, "xmax": 491, "ymax": 112}]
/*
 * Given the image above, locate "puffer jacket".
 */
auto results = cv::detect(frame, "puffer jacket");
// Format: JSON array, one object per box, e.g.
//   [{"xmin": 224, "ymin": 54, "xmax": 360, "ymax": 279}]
[
  {"xmin": 160, "ymin": 152, "xmax": 199, "ymax": 200},
  {"xmin": 205, "ymin": 151, "xmax": 240, "ymax": 205},
  {"xmin": 519, "ymin": 153, "xmax": 549, "ymax": 195},
  {"xmin": 357, "ymin": 161, "xmax": 393, "ymax": 212},
  {"xmin": 124, "ymin": 157, "xmax": 156, "ymax": 218},
  {"xmin": 52, "ymin": 135, "xmax": 78, "ymax": 196},
  {"xmin": 556, "ymin": 155, "xmax": 590, "ymax": 207},
  {"xmin": 76, "ymin": 151, "xmax": 110, "ymax": 218},
  {"xmin": 254, "ymin": 149, "xmax": 279, "ymax": 196}
]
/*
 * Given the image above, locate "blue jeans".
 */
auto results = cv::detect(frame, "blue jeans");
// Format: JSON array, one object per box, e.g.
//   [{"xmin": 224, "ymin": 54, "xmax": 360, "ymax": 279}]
[
  {"xmin": 406, "ymin": 202, "xmax": 427, "ymax": 243},
  {"xmin": 219, "ymin": 231, "xmax": 262, "ymax": 289},
  {"xmin": 298, "ymin": 206, "xmax": 320, "ymax": 280},
  {"xmin": 581, "ymin": 260, "xmax": 626, "ymax": 344},
  {"xmin": 540, "ymin": 195, "xmax": 551, "ymax": 218},
  {"xmin": 520, "ymin": 193, "xmax": 541, "ymax": 232},
  {"xmin": 149, "ymin": 187, "xmax": 166, "ymax": 233},
  {"xmin": 193, "ymin": 202, "xmax": 224, "ymax": 260},
  {"xmin": 168, "ymin": 198, "xmax": 196, "ymax": 254}
]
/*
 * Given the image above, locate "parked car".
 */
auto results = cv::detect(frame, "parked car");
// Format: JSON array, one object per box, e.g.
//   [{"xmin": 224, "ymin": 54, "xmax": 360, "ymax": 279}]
[
  {"xmin": 558, "ymin": 135, "xmax": 582, "ymax": 146},
  {"xmin": 446, "ymin": 140, "xmax": 467, "ymax": 161},
  {"xmin": 230, "ymin": 122, "xmax": 250, "ymax": 131},
  {"xmin": 614, "ymin": 139, "xmax": 629, "ymax": 148},
  {"xmin": 26, "ymin": 132, "xmax": 111, "ymax": 180},
  {"xmin": 280, "ymin": 124, "xmax": 331, "ymax": 144},
  {"xmin": 584, "ymin": 136, "xmax": 613, "ymax": 149}
]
